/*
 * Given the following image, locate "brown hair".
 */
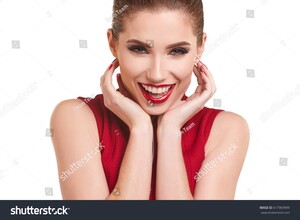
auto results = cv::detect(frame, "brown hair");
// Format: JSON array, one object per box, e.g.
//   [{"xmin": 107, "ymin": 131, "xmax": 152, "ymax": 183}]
[{"xmin": 111, "ymin": 0, "xmax": 204, "ymax": 46}]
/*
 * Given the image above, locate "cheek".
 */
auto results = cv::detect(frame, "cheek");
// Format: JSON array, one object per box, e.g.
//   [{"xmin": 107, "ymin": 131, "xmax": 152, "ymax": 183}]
[
  {"xmin": 117, "ymin": 52, "xmax": 144, "ymax": 97},
  {"xmin": 170, "ymin": 59, "xmax": 194, "ymax": 97},
  {"xmin": 118, "ymin": 51, "xmax": 133, "ymax": 75},
  {"xmin": 118, "ymin": 50, "xmax": 146, "ymax": 78},
  {"xmin": 168, "ymin": 58, "xmax": 194, "ymax": 81},
  {"xmin": 118, "ymin": 61, "xmax": 139, "ymax": 89}
]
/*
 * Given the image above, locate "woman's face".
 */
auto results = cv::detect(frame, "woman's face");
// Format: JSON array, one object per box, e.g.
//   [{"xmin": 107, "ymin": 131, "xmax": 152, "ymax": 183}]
[{"xmin": 108, "ymin": 10, "xmax": 205, "ymax": 115}]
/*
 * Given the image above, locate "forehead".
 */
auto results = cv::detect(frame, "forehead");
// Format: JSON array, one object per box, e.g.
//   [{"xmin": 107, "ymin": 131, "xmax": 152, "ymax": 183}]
[{"xmin": 119, "ymin": 10, "xmax": 196, "ymax": 45}]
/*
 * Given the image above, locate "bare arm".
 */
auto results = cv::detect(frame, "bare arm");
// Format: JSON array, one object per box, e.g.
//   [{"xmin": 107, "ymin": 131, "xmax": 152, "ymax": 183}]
[
  {"xmin": 51, "ymin": 59, "xmax": 154, "ymax": 199},
  {"xmin": 107, "ymin": 124, "xmax": 153, "ymax": 200},
  {"xmin": 156, "ymin": 125, "xmax": 193, "ymax": 199},
  {"xmin": 155, "ymin": 61, "xmax": 214, "ymax": 199},
  {"xmin": 51, "ymin": 98, "xmax": 153, "ymax": 200},
  {"xmin": 194, "ymin": 111, "xmax": 249, "ymax": 199},
  {"xmin": 51, "ymin": 99, "xmax": 109, "ymax": 199},
  {"xmin": 156, "ymin": 61, "xmax": 249, "ymax": 199},
  {"xmin": 156, "ymin": 111, "xmax": 249, "ymax": 200},
  {"xmin": 101, "ymin": 59, "xmax": 154, "ymax": 199}
]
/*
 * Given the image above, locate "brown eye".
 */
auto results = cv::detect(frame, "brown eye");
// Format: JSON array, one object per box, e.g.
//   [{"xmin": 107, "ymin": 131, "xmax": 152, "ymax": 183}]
[
  {"xmin": 169, "ymin": 48, "xmax": 188, "ymax": 56},
  {"xmin": 128, "ymin": 46, "xmax": 148, "ymax": 54}
]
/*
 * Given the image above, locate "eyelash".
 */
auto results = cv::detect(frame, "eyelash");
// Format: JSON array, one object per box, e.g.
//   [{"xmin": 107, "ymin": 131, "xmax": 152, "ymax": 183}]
[{"xmin": 128, "ymin": 46, "xmax": 189, "ymax": 56}]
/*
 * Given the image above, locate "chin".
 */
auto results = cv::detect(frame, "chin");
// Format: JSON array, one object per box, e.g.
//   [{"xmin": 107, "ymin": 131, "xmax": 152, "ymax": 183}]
[
  {"xmin": 137, "ymin": 100, "xmax": 175, "ymax": 116},
  {"xmin": 142, "ymin": 106, "xmax": 168, "ymax": 116}
]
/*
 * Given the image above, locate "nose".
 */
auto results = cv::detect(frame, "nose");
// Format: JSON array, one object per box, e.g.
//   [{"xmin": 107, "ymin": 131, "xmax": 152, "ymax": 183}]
[{"xmin": 146, "ymin": 57, "xmax": 167, "ymax": 83}]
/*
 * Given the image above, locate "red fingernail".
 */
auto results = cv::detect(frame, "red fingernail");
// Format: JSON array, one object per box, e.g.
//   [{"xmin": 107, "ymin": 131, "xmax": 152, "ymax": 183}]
[{"xmin": 108, "ymin": 64, "xmax": 113, "ymax": 70}]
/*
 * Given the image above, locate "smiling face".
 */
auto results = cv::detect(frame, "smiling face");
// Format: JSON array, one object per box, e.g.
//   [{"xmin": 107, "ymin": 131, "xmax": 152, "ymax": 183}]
[{"xmin": 108, "ymin": 10, "xmax": 206, "ymax": 115}]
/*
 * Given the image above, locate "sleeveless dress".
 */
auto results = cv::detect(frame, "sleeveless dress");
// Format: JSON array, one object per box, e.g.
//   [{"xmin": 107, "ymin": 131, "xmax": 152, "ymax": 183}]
[{"xmin": 77, "ymin": 94, "xmax": 223, "ymax": 200}]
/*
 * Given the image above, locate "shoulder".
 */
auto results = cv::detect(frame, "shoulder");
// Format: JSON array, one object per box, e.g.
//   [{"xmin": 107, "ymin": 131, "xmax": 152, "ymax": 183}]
[
  {"xmin": 205, "ymin": 111, "xmax": 250, "ymax": 157},
  {"xmin": 214, "ymin": 111, "xmax": 249, "ymax": 132},
  {"xmin": 51, "ymin": 99, "xmax": 96, "ymax": 125},
  {"xmin": 50, "ymin": 99, "xmax": 99, "ymax": 148}
]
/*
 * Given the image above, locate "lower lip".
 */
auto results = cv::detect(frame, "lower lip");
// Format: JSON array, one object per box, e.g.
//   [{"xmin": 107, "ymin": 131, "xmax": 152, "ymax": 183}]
[{"xmin": 138, "ymin": 84, "xmax": 175, "ymax": 104}]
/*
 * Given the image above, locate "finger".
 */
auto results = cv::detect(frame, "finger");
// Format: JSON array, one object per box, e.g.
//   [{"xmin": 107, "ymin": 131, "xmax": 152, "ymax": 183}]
[
  {"xmin": 196, "ymin": 60, "xmax": 207, "ymax": 72},
  {"xmin": 201, "ymin": 71, "xmax": 212, "ymax": 95},
  {"xmin": 193, "ymin": 62, "xmax": 202, "ymax": 77},
  {"xmin": 100, "ymin": 59, "xmax": 119, "ymax": 93},
  {"xmin": 103, "ymin": 58, "xmax": 119, "ymax": 85},
  {"xmin": 197, "ymin": 61, "xmax": 213, "ymax": 83},
  {"xmin": 196, "ymin": 61, "xmax": 216, "ymax": 93},
  {"xmin": 193, "ymin": 65, "xmax": 204, "ymax": 86},
  {"xmin": 188, "ymin": 70, "xmax": 214, "ymax": 103},
  {"xmin": 202, "ymin": 69, "xmax": 216, "ymax": 93}
]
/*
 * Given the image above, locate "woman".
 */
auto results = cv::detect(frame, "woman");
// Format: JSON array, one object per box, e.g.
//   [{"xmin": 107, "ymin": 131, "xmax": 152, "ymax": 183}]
[{"xmin": 50, "ymin": 0, "xmax": 249, "ymax": 200}]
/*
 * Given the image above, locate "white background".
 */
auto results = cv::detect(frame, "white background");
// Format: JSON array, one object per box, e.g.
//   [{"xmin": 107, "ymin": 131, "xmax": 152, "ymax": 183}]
[{"xmin": 0, "ymin": 0, "xmax": 299, "ymax": 199}]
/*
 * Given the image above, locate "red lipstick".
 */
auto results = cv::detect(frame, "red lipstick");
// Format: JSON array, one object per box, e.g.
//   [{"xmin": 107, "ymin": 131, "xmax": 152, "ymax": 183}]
[{"xmin": 138, "ymin": 83, "xmax": 175, "ymax": 104}]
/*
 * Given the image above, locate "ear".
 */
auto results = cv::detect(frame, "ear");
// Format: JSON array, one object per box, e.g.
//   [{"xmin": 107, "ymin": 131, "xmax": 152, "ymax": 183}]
[
  {"xmin": 107, "ymin": 29, "xmax": 118, "ymax": 58},
  {"xmin": 197, "ymin": 33, "xmax": 207, "ymax": 56}
]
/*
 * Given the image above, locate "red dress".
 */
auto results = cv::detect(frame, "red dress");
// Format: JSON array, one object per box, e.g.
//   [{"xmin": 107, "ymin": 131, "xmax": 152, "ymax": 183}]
[{"xmin": 77, "ymin": 94, "xmax": 223, "ymax": 200}]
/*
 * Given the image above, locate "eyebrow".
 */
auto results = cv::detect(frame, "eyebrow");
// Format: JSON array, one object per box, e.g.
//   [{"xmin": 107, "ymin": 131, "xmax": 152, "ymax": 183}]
[{"xmin": 126, "ymin": 39, "xmax": 191, "ymax": 49}]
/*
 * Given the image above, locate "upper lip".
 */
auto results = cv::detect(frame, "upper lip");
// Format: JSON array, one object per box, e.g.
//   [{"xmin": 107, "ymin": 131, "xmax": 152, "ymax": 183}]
[
  {"xmin": 140, "ymin": 83, "xmax": 175, "ymax": 88},
  {"xmin": 139, "ymin": 83, "xmax": 175, "ymax": 94},
  {"xmin": 138, "ymin": 82, "xmax": 176, "ymax": 104}
]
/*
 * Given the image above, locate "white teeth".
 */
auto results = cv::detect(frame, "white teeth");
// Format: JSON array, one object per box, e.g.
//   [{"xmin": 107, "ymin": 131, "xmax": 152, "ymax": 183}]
[{"xmin": 141, "ymin": 84, "xmax": 172, "ymax": 94}]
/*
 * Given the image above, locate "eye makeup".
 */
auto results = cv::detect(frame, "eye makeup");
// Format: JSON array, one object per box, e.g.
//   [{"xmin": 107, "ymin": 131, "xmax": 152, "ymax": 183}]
[
  {"xmin": 128, "ymin": 45, "xmax": 148, "ymax": 54},
  {"xmin": 127, "ymin": 44, "xmax": 190, "ymax": 56}
]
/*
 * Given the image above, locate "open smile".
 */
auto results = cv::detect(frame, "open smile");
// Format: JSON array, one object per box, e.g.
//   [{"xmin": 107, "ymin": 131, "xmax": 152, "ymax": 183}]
[{"xmin": 138, "ymin": 83, "xmax": 175, "ymax": 104}]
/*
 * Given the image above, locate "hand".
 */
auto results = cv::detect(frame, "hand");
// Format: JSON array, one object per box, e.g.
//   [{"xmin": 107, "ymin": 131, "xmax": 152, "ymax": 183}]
[
  {"xmin": 100, "ymin": 59, "xmax": 151, "ymax": 130},
  {"xmin": 158, "ymin": 61, "xmax": 216, "ymax": 131}
]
